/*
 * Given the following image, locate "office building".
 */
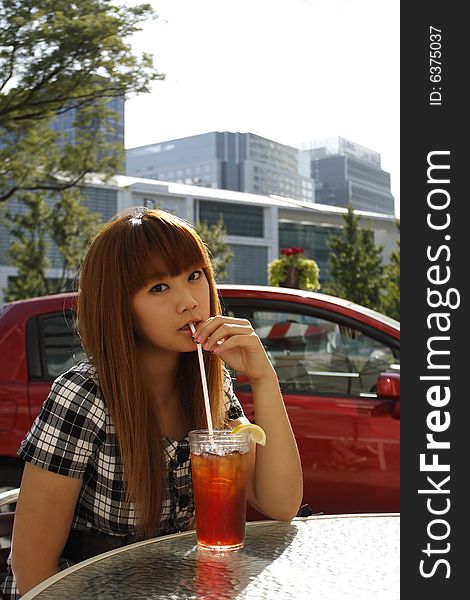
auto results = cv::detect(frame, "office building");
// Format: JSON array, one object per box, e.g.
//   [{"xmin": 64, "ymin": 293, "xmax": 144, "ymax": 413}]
[
  {"xmin": 0, "ymin": 177, "xmax": 399, "ymax": 305},
  {"xmin": 299, "ymin": 137, "xmax": 395, "ymax": 216},
  {"xmin": 126, "ymin": 132, "xmax": 314, "ymax": 203}
]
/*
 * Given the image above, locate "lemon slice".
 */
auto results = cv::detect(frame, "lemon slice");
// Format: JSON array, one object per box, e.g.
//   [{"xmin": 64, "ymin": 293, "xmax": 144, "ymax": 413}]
[{"xmin": 230, "ymin": 423, "xmax": 266, "ymax": 446}]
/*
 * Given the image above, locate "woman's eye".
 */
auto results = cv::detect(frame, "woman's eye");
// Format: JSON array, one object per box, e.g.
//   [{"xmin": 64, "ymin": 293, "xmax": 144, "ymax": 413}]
[
  {"xmin": 189, "ymin": 270, "xmax": 203, "ymax": 281},
  {"xmin": 150, "ymin": 283, "xmax": 168, "ymax": 293}
]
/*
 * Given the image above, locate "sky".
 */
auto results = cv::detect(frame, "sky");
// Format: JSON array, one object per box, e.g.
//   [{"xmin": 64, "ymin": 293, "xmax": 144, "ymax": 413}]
[{"xmin": 125, "ymin": 0, "xmax": 400, "ymax": 216}]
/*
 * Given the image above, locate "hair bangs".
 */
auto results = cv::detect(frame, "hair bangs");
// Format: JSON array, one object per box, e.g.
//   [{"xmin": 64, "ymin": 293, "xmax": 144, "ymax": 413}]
[{"xmin": 122, "ymin": 209, "xmax": 212, "ymax": 294}]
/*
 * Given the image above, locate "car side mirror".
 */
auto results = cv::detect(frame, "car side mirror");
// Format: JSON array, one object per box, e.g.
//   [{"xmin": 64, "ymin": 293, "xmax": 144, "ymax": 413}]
[{"xmin": 376, "ymin": 371, "xmax": 400, "ymax": 420}]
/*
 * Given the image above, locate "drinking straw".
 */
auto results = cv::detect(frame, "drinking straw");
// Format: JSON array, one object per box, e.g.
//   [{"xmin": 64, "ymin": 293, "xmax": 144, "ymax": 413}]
[{"xmin": 190, "ymin": 323, "xmax": 214, "ymax": 435}]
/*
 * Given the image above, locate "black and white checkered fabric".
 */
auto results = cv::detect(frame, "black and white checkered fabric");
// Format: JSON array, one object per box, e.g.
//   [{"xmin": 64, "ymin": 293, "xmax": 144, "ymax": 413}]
[{"xmin": 1, "ymin": 360, "xmax": 243, "ymax": 599}]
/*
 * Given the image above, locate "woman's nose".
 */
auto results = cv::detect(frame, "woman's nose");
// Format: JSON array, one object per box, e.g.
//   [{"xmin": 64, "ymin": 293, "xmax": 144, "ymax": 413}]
[{"xmin": 177, "ymin": 290, "xmax": 198, "ymax": 313}]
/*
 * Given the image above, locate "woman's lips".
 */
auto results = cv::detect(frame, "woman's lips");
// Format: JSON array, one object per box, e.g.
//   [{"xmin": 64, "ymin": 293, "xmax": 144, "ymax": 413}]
[
  {"xmin": 179, "ymin": 321, "xmax": 200, "ymax": 335},
  {"xmin": 179, "ymin": 328, "xmax": 193, "ymax": 337}
]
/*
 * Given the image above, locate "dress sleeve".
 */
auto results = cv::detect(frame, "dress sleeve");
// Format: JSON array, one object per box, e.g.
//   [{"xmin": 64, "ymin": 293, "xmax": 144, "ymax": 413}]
[
  {"xmin": 18, "ymin": 369, "xmax": 107, "ymax": 478},
  {"xmin": 223, "ymin": 368, "xmax": 245, "ymax": 421}
]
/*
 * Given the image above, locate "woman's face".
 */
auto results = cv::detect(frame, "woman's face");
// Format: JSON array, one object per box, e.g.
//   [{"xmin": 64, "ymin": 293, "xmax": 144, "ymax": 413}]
[{"xmin": 131, "ymin": 264, "xmax": 211, "ymax": 355}]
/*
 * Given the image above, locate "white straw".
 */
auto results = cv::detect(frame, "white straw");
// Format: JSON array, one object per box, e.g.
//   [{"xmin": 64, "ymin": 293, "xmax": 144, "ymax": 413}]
[{"xmin": 190, "ymin": 323, "xmax": 214, "ymax": 435}]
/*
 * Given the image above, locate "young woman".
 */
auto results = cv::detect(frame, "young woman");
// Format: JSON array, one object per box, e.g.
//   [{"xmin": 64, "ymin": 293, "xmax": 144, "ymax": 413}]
[{"xmin": 1, "ymin": 207, "xmax": 303, "ymax": 598}]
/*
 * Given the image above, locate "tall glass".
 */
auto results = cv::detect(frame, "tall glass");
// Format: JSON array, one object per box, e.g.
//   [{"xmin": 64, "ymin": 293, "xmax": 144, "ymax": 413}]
[{"xmin": 189, "ymin": 429, "xmax": 251, "ymax": 551}]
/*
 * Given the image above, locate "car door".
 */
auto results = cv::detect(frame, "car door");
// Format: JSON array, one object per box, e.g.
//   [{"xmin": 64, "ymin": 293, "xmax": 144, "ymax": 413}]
[{"xmin": 223, "ymin": 297, "xmax": 400, "ymax": 515}]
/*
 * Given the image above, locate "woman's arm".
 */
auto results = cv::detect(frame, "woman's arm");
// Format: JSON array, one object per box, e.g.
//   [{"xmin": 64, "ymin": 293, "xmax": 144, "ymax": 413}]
[
  {"xmin": 248, "ymin": 368, "xmax": 303, "ymax": 520},
  {"xmin": 195, "ymin": 317, "xmax": 303, "ymax": 521},
  {"xmin": 12, "ymin": 462, "xmax": 82, "ymax": 595}
]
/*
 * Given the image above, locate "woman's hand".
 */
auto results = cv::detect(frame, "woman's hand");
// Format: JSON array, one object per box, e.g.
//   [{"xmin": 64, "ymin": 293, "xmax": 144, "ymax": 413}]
[{"xmin": 193, "ymin": 316, "xmax": 274, "ymax": 382}]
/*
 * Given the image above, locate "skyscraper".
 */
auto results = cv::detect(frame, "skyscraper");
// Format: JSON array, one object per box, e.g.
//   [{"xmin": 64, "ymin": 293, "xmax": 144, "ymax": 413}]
[
  {"xmin": 126, "ymin": 131, "xmax": 314, "ymax": 203},
  {"xmin": 299, "ymin": 137, "xmax": 395, "ymax": 216}
]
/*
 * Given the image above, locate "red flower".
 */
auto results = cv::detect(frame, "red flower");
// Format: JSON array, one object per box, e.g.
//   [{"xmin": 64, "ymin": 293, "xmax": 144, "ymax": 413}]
[{"xmin": 281, "ymin": 247, "xmax": 304, "ymax": 256}]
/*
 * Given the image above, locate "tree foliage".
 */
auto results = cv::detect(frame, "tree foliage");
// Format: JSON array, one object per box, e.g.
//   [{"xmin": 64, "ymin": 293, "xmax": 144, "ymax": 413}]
[
  {"xmin": 0, "ymin": 0, "xmax": 163, "ymax": 202},
  {"xmin": 2, "ymin": 190, "xmax": 100, "ymax": 301},
  {"xmin": 324, "ymin": 207, "xmax": 385, "ymax": 310},
  {"xmin": 195, "ymin": 219, "xmax": 234, "ymax": 281},
  {"xmin": 0, "ymin": 0, "xmax": 163, "ymax": 301},
  {"xmin": 380, "ymin": 221, "xmax": 400, "ymax": 320}
]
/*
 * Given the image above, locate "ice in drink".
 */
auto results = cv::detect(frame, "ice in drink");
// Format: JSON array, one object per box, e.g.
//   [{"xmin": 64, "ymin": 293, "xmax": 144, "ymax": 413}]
[{"xmin": 189, "ymin": 430, "xmax": 251, "ymax": 551}]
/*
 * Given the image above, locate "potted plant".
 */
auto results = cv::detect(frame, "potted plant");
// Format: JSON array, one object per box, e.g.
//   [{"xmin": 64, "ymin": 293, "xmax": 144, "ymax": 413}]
[{"xmin": 268, "ymin": 247, "xmax": 320, "ymax": 291}]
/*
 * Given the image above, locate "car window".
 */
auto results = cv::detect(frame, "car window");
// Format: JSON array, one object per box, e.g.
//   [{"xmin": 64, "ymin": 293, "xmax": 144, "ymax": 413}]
[
  {"xmin": 38, "ymin": 312, "xmax": 85, "ymax": 378},
  {"xmin": 228, "ymin": 307, "xmax": 399, "ymax": 397}
]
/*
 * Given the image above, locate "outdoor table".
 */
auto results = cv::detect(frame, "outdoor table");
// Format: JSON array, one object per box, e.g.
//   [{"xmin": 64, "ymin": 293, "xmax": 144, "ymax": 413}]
[{"xmin": 21, "ymin": 513, "xmax": 399, "ymax": 599}]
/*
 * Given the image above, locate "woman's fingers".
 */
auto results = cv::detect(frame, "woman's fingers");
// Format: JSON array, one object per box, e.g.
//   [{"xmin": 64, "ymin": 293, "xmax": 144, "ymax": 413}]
[
  {"xmin": 212, "ymin": 333, "xmax": 273, "ymax": 381},
  {"xmin": 212, "ymin": 332, "xmax": 259, "ymax": 355},
  {"xmin": 195, "ymin": 317, "xmax": 254, "ymax": 350},
  {"xmin": 197, "ymin": 318, "xmax": 272, "ymax": 380},
  {"xmin": 196, "ymin": 315, "xmax": 251, "ymax": 335},
  {"xmin": 202, "ymin": 324, "xmax": 254, "ymax": 351}
]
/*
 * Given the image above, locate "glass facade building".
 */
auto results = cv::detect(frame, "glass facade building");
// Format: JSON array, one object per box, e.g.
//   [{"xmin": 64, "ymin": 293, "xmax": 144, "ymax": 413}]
[
  {"xmin": 301, "ymin": 137, "xmax": 395, "ymax": 216},
  {"xmin": 126, "ymin": 132, "xmax": 314, "ymax": 203},
  {"xmin": 0, "ymin": 176, "xmax": 399, "ymax": 304},
  {"xmin": 198, "ymin": 200, "xmax": 264, "ymax": 238},
  {"xmin": 221, "ymin": 244, "xmax": 269, "ymax": 285}
]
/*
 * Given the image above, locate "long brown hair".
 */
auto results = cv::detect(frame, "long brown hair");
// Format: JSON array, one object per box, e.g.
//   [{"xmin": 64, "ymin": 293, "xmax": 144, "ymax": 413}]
[{"xmin": 77, "ymin": 207, "xmax": 226, "ymax": 538}]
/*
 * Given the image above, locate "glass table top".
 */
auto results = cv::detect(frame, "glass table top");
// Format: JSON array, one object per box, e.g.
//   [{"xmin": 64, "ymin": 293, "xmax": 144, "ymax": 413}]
[{"xmin": 22, "ymin": 514, "xmax": 400, "ymax": 600}]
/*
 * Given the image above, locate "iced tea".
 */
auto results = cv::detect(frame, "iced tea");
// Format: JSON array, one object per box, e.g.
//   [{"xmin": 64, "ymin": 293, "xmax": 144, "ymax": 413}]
[{"xmin": 189, "ymin": 430, "xmax": 251, "ymax": 551}]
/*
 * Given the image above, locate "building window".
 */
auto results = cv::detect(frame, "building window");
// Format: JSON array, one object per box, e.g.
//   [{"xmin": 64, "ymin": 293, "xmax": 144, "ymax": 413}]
[
  {"xmin": 279, "ymin": 221, "xmax": 341, "ymax": 283},
  {"xmin": 199, "ymin": 201, "xmax": 264, "ymax": 237},
  {"xmin": 221, "ymin": 244, "xmax": 268, "ymax": 285}
]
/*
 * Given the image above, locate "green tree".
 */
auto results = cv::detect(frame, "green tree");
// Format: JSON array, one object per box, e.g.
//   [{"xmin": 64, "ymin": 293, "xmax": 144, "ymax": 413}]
[
  {"xmin": 0, "ymin": 0, "xmax": 163, "ymax": 202},
  {"xmin": 1, "ymin": 0, "xmax": 162, "ymax": 300},
  {"xmin": 380, "ymin": 221, "xmax": 400, "ymax": 320},
  {"xmin": 324, "ymin": 207, "xmax": 385, "ymax": 310},
  {"xmin": 195, "ymin": 219, "xmax": 234, "ymax": 281},
  {"xmin": 2, "ymin": 190, "xmax": 100, "ymax": 300},
  {"xmin": 1, "ymin": 193, "xmax": 50, "ymax": 300}
]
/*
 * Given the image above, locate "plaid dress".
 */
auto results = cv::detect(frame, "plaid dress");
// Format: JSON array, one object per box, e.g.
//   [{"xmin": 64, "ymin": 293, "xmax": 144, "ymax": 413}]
[{"xmin": 1, "ymin": 360, "xmax": 243, "ymax": 599}]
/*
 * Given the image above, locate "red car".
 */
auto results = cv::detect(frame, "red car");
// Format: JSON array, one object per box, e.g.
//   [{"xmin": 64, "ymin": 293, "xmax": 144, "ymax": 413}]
[{"xmin": 0, "ymin": 285, "xmax": 400, "ymax": 515}]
